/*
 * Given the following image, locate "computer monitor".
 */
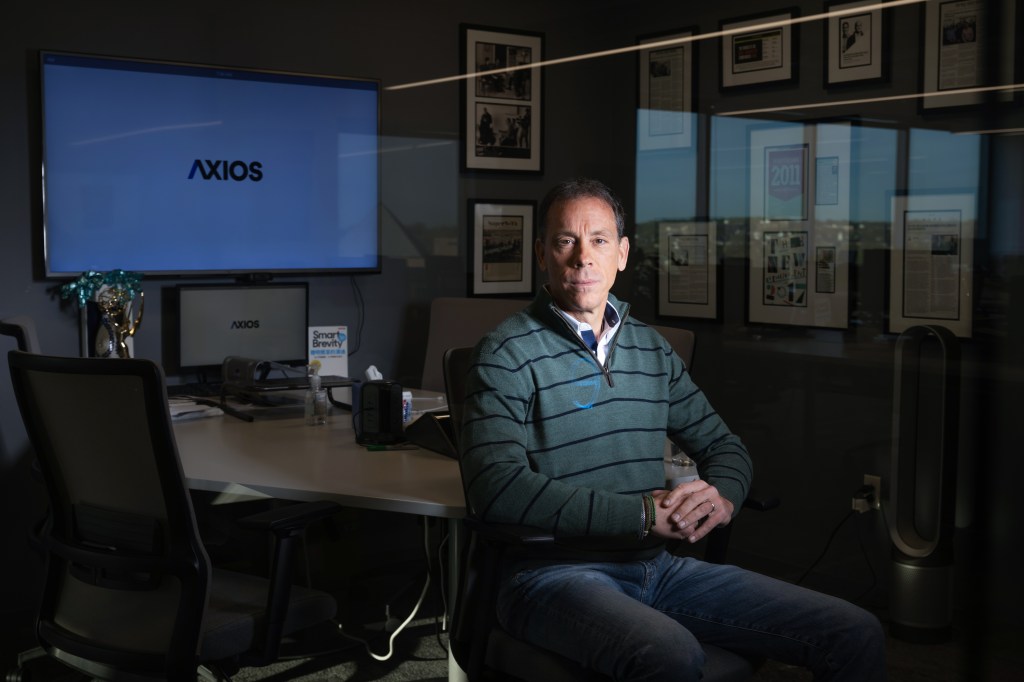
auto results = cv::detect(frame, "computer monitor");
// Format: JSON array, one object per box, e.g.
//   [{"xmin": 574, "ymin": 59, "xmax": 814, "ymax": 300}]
[{"xmin": 176, "ymin": 283, "xmax": 308, "ymax": 373}]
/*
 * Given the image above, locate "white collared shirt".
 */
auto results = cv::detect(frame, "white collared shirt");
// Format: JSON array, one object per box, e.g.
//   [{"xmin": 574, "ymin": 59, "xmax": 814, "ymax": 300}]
[{"xmin": 554, "ymin": 301, "xmax": 621, "ymax": 364}]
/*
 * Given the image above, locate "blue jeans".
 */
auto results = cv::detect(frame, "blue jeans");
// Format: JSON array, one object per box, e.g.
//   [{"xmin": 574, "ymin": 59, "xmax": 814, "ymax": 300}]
[{"xmin": 496, "ymin": 550, "xmax": 886, "ymax": 681}]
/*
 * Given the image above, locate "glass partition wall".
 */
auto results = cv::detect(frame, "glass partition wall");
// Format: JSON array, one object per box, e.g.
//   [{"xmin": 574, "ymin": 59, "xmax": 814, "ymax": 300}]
[
  {"xmin": 6, "ymin": 1, "xmax": 1020, "ymax": 679},
  {"xmin": 629, "ymin": 0, "xmax": 1020, "ymax": 676}
]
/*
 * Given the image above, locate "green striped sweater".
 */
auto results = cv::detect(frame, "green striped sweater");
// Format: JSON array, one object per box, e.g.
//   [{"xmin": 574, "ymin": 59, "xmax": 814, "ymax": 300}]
[{"xmin": 460, "ymin": 290, "xmax": 753, "ymax": 541}]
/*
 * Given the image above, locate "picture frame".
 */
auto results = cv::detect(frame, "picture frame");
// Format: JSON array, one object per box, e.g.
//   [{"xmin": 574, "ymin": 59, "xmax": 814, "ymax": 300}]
[
  {"xmin": 461, "ymin": 25, "xmax": 543, "ymax": 173},
  {"xmin": 920, "ymin": 0, "xmax": 1016, "ymax": 109},
  {"xmin": 637, "ymin": 28, "xmax": 697, "ymax": 150},
  {"xmin": 468, "ymin": 200, "xmax": 535, "ymax": 296},
  {"xmin": 825, "ymin": 0, "xmax": 886, "ymax": 85},
  {"xmin": 720, "ymin": 10, "xmax": 798, "ymax": 88},
  {"xmin": 747, "ymin": 121, "xmax": 852, "ymax": 330},
  {"xmin": 887, "ymin": 193, "xmax": 975, "ymax": 338},
  {"xmin": 658, "ymin": 221, "xmax": 718, "ymax": 319}
]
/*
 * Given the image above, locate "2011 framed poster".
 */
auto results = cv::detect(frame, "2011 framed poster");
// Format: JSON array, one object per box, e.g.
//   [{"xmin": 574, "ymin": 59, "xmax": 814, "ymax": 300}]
[
  {"xmin": 461, "ymin": 25, "xmax": 543, "ymax": 172},
  {"xmin": 468, "ymin": 200, "xmax": 535, "ymax": 296},
  {"xmin": 747, "ymin": 121, "xmax": 852, "ymax": 329}
]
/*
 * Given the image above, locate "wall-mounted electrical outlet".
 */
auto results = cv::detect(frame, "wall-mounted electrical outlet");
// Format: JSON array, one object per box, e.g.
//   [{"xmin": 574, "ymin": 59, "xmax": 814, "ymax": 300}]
[
  {"xmin": 852, "ymin": 474, "xmax": 882, "ymax": 513},
  {"xmin": 863, "ymin": 474, "xmax": 881, "ymax": 511}
]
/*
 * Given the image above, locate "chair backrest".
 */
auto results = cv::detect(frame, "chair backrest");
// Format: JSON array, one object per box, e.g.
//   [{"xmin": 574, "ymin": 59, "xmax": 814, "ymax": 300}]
[
  {"xmin": 0, "ymin": 317, "xmax": 47, "ymax": 629},
  {"xmin": 1, "ymin": 317, "xmax": 41, "ymax": 460},
  {"xmin": 7, "ymin": 350, "xmax": 210, "ymax": 677},
  {"xmin": 651, "ymin": 323, "xmax": 696, "ymax": 369},
  {"xmin": 421, "ymin": 297, "xmax": 528, "ymax": 391},
  {"xmin": 0, "ymin": 316, "xmax": 42, "ymax": 354},
  {"xmin": 441, "ymin": 346, "xmax": 475, "ymax": 451}
]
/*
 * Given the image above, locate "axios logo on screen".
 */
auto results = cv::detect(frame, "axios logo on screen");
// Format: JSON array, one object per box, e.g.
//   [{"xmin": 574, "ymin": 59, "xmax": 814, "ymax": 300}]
[
  {"xmin": 230, "ymin": 320, "xmax": 260, "ymax": 329},
  {"xmin": 188, "ymin": 159, "xmax": 264, "ymax": 182}
]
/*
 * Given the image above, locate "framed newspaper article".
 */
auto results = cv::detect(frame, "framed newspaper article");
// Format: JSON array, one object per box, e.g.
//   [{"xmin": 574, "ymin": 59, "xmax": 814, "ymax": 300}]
[
  {"xmin": 720, "ymin": 10, "xmax": 798, "ymax": 88},
  {"xmin": 468, "ymin": 200, "xmax": 535, "ymax": 296},
  {"xmin": 825, "ymin": 0, "xmax": 886, "ymax": 85},
  {"xmin": 658, "ymin": 221, "xmax": 718, "ymax": 319},
  {"xmin": 461, "ymin": 25, "xmax": 543, "ymax": 172},
  {"xmin": 888, "ymin": 193, "xmax": 975, "ymax": 337},
  {"xmin": 921, "ymin": 0, "xmax": 1016, "ymax": 109},
  {"xmin": 637, "ymin": 28, "xmax": 696, "ymax": 150},
  {"xmin": 747, "ymin": 122, "xmax": 852, "ymax": 329}
]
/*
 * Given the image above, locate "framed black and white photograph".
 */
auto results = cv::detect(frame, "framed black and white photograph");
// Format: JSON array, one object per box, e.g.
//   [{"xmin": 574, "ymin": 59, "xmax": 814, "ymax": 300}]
[
  {"xmin": 825, "ymin": 0, "xmax": 886, "ymax": 85},
  {"xmin": 658, "ymin": 221, "xmax": 718, "ymax": 319},
  {"xmin": 637, "ymin": 28, "xmax": 696, "ymax": 150},
  {"xmin": 888, "ymin": 193, "xmax": 975, "ymax": 337},
  {"xmin": 468, "ymin": 200, "xmax": 535, "ymax": 296},
  {"xmin": 747, "ymin": 122, "xmax": 852, "ymax": 329},
  {"xmin": 461, "ymin": 25, "xmax": 543, "ymax": 172},
  {"xmin": 720, "ymin": 10, "xmax": 797, "ymax": 88},
  {"xmin": 921, "ymin": 0, "xmax": 1016, "ymax": 109}
]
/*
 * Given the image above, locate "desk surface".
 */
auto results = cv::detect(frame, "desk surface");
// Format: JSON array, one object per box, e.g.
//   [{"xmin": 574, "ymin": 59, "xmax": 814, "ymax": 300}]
[{"xmin": 173, "ymin": 396, "xmax": 466, "ymax": 519}]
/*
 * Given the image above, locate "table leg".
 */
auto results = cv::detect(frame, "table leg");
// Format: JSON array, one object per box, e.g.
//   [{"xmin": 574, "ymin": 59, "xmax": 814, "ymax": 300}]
[{"xmin": 446, "ymin": 518, "xmax": 467, "ymax": 682}]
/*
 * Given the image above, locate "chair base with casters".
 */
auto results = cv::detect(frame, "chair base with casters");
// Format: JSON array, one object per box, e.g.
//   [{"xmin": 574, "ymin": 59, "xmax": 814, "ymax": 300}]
[
  {"xmin": 6, "ymin": 351, "xmax": 347, "ymax": 682},
  {"xmin": 5, "ymin": 499, "xmax": 344, "ymax": 682}
]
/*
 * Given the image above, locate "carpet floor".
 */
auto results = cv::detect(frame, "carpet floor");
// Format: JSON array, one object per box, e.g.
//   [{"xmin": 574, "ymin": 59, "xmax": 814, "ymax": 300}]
[{"xmin": 8, "ymin": 620, "xmax": 1001, "ymax": 681}]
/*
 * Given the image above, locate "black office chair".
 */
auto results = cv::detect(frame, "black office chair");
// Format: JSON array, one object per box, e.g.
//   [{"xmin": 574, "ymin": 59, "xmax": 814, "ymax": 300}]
[
  {"xmin": 442, "ymin": 344, "xmax": 765, "ymax": 681},
  {"xmin": 6, "ymin": 350, "xmax": 342, "ymax": 682},
  {"xmin": 1, "ymin": 318, "xmax": 49, "ymax": 666}
]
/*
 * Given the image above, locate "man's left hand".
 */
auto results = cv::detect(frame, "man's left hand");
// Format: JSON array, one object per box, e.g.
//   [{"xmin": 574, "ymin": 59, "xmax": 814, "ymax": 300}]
[{"xmin": 653, "ymin": 480, "xmax": 734, "ymax": 544}]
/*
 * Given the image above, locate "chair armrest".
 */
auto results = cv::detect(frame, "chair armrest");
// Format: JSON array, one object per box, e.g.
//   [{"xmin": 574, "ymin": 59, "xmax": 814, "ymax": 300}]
[
  {"xmin": 235, "ymin": 500, "xmax": 341, "ymax": 661},
  {"xmin": 741, "ymin": 488, "xmax": 781, "ymax": 512},
  {"xmin": 237, "ymin": 500, "xmax": 341, "ymax": 535},
  {"xmin": 465, "ymin": 517, "xmax": 555, "ymax": 546}
]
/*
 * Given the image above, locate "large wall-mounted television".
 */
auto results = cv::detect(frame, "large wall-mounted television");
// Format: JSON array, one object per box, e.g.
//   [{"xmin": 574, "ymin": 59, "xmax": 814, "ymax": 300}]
[{"xmin": 39, "ymin": 51, "xmax": 381, "ymax": 278}]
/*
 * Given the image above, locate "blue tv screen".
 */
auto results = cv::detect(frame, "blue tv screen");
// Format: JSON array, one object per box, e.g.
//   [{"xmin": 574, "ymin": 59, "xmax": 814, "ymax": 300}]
[{"xmin": 40, "ymin": 51, "xmax": 381, "ymax": 277}]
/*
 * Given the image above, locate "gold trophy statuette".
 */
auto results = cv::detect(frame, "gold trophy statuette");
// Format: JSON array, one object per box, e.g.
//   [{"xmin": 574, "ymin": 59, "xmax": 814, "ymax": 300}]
[{"xmin": 95, "ymin": 287, "xmax": 145, "ymax": 358}]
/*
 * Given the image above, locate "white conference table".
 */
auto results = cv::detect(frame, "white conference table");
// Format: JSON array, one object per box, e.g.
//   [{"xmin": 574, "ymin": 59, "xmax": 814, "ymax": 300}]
[
  {"xmin": 172, "ymin": 391, "xmax": 468, "ymax": 680},
  {"xmin": 173, "ymin": 397, "xmax": 465, "ymax": 518}
]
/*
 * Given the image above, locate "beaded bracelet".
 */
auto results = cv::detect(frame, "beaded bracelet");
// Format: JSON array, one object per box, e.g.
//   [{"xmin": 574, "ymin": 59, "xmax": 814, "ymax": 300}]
[
  {"xmin": 639, "ymin": 493, "xmax": 656, "ymax": 539},
  {"xmin": 639, "ymin": 498, "xmax": 648, "ymax": 540}
]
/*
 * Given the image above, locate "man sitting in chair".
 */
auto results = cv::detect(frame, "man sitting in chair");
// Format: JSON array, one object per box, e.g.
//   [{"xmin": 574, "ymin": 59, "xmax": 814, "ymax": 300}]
[{"xmin": 459, "ymin": 178, "xmax": 885, "ymax": 680}]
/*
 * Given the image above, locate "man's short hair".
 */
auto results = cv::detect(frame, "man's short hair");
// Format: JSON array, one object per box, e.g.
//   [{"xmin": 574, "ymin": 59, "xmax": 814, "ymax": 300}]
[{"xmin": 538, "ymin": 178, "xmax": 626, "ymax": 240}]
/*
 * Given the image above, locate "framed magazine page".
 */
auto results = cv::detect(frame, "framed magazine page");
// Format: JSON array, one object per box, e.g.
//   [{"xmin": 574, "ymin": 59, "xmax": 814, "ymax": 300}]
[
  {"xmin": 637, "ymin": 28, "xmax": 696, "ymax": 150},
  {"xmin": 720, "ymin": 10, "xmax": 797, "ymax": 88},
  {"xmin": 747, "ymin": 122, "xmax": 852, "ymax": 329},
  {"xmin": 921, "ymin": 0, "xmax": 1016, "ymax": 109},
  {"xmin": 825, "ymin": 0, "xmax": 886, "ymax": 85},
  {"xmin": 658, "ymin": 221, "xmax": 718, "ymax": 319},
  {"xmin": 888, "ymin": 193, "xmax": 975, "ymax": 337},
  {"xmin": 468, "ymin": 200, "xmax": 535, "ymax": 296},
  {"xmin": 462, "ymin": 25, "xmax": 543, "ymax": 172}
]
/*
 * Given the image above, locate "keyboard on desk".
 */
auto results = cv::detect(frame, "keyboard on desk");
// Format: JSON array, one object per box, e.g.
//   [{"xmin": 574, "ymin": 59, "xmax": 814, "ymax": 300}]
[
  {"xmin": 166, "ymin": 382, "xmax": 224, "ymax": 398},
  {"xmin": 233, "ymin": 375, "xmax": 355, "ymax": 392}
]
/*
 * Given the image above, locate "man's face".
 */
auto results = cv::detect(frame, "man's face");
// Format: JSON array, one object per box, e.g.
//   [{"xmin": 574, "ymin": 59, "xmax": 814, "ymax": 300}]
[{"xmin": 535, "ymin": 196, "xmax": 629, "ymax": 322}]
